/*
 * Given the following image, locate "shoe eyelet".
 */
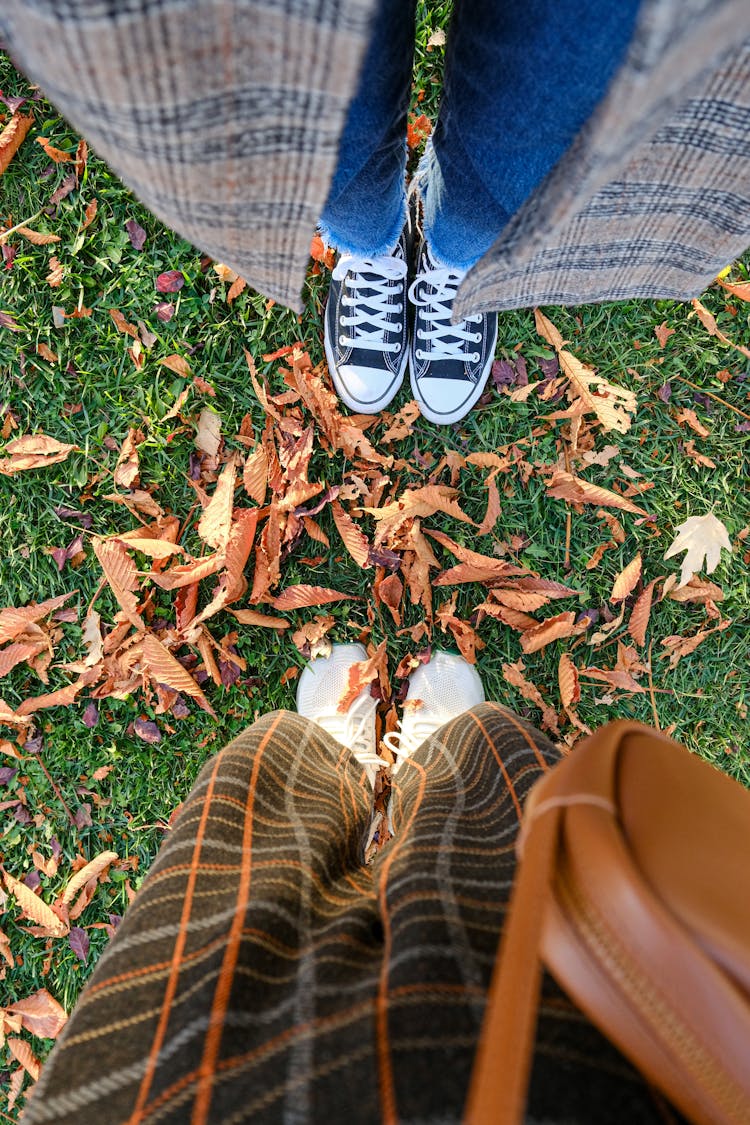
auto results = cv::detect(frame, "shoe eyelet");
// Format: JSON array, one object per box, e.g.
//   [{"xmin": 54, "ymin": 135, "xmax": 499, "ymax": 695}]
[
  {"xmin": 395, "ymin": 342, "xmax": 401, "ymax": 353},
  {"xmin": 473, "ymin": 333, "xmax": 482, "ymax": 342},
  {"xmin": 394, "ymin": 304, "xmax": 403, "ymax": 313},
  {"xmin": 473, "ymin": 314, "xmax": 482, "ymax": 323},
  {"xmin": 472, "ymin": 352, "xmax": 480, "ymax": 363},
  {"xmin": 417, "ymin": 329, "xmax": 426, "ymax": 339},
  {"xmin": 416, "ymin": 349, "xmax": 424, "ymax": 360},
  {"xmin": 339, "ymin": 334, "xmax": 347, "ymax": 345}
]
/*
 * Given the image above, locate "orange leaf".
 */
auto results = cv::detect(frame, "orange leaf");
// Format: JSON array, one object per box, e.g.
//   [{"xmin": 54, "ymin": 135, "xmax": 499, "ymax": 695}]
[
  {"xmin": 141, "ymin": 633, "xmax": 216, "ymax": 715},
  {"xmin": 3, "ymin": 871, "xmax": 69, "ymax": 937},
  {"xmin": 113, "ymin": 428, "xmax": 141, "ymax": 487},
  {"xmin": 331, "ymin": 500, "xmax": 371, "ymax": 567},
  {"xmin": 690, "ymin": 298, "xmax": 750, "ymax": 360},
  {"xmin": 378, "ymin": 572, "xmax": 403, "ymax": 626},
  {"xmin": 15, "ymin": 669, "xmax": 98, "ymax": 717},
  {"xmin": 271, "ymin": 585, "xmax": 356, "ymax": 611},
  {"xmin": 558, "ymin": 653, "xmax": 580, "ymax": 709},
  {"xmin": 674, "ymin": 407, "xmax": 710, "ymax": 438},
  {"xmin": 0, "ymin": 113, "xmax": 34, "ymax": 176},
  {"xmin": 227, "ymin": 275, "xmax": 247, "ymax": 303},
  {"xmin": 80, "ymin": 197, "xmax": 98, "ymax": 231},
  {"xmin": 0, "ymin": 640, "xmax": 49, "ymax": 679},
  {"xmin": 152, "ymin": 552, "xmax": 224, "ymax": 591},
  {"xmin": 7, "ymin": 1037, "xmax": 41, "ymax": 1081},
  {"xmin": 159, "ymin": 353, "xmax": 192, "ymax": 377},
  {"xmin": 654, "ymin": 321, "xmax": 675, "ymax": 348},
  {"xmin": 36, "ymin": 136, "xmax": 72, "ymax": 163},
  {"xmin": 231, "ymin": 609, "xmax": 290, "ymax": 630},
  {"xmin": 520, "ymin": 611, "xmax": 577, "ymax": 654},
  {"xmin": 628, "ymin": 579, "xmax": 658, "ymax": 646},
  {"xmin": 546, "ymin": 470, "xmax": 647, "ymax": 515},
  {"xmin": 223, "ymin": 508, "xmax": 259, "ymax": 602},
  {"xmin": 303, "ymin": 516, "xmax": 329, "ymax": 547},
  {"xmin": 611, "ymin": 554, "xmax": 642, "ymax": 601},
  {"xmin": 8, "ymin": 989, "xmax": 67, "ymax": 1041}
]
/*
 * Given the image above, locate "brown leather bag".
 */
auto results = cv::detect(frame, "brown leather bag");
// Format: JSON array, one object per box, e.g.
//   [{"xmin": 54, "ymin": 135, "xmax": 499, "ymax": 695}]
[{"xmin": 466, "ymin": 720, "xmax": 750, "ymax": 1125}]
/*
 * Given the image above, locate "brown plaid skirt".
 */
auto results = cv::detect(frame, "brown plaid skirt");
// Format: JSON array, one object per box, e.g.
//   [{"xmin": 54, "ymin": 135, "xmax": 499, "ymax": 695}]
[{"xmin": 25, "ymin": 705, "xmax": 674, "ymax": 1124}]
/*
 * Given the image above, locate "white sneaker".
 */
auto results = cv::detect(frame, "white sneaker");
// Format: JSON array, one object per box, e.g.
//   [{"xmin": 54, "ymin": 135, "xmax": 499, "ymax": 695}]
[
  {"xmin": 383, "ymin": 651, "xmax": 485, "ymax": 774},
  {"xmin": 296, "ymin": 643, "xmax": 383, "ymax": 785}
]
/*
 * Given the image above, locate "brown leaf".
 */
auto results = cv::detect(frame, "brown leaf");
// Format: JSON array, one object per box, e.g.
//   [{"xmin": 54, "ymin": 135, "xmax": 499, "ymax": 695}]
[
  {"xmin": 303, "ymin": 517, "xmax": 330, "ymax": 547},
  {"xmin": 0, "ymin": 640, "xmax": 49, "ymax": 680},
  {"xmin": 611, "ymin": 554, "xmax": 642, "ymax": 601},
  {"xmin": 141, "ymin": 633, "xmax": 216, "ymax": 715},
  {"xmin": 0, "ymin": 113, "xmax": 34, "ymax": 176},
  {"xmin": 331, "ymin": 500, "xmax": 371, "ymax": 568},
  {"xmin": 426, "ymin": 529, "xmax": 529, "ymax": 578},
  {"xmin": 477, "ymin": 472, "xmax": 501, "ymax": 535},
  {"xmin": 337, "ymin": 640, "xmax": 388, "ymax": 713},
  {"xmin": 534, "ymin": 309, "xmax": 636, "ymax": 433},
  {"xmin": 227, "ymin": 275, "xmax": 247, "ymax": 303},
  {"xmin": 17, "ymin": 226, "xmax": 61, "ymax": 246},
  {"xmin": 151, "ymin": 553, "xmax": 224, "ymax": 590},
  {"xmin": 0, "ymin": 593, "xmax": 75, "ymax": 645},
  {"xmin": 80, "ymin": 197, "xmax": 98, "ymax": 230},
  {"xmin": 243, "ymin": 443, "xmax": 268, "ymax": 505},
  {"xmin": 94, "ymin": 537, "xmax": 141, "ymax": 616},
  {"xmin": 60, "ymin": 850, "xmax": 118, "ymax": 906},
  {"xmin": 197, "ymin": 456, "xmax": 237, "ymax": 549},
  {"xmin": 667, "ymin": 577, "xmax": 724, "ymax": 603},
  {"xmin": 690, "ymin": 298, "xmax": 750, "ymax": 360},
  {"xmin": 46, "ymin": 255, "xmax": 64, "ymax": 287},
  {"xmin": 113, "ymin": 428, "xmax": 141, "ymax": 487},
  {"xmin": 520, "ymin": 611, "xmax": 577, "ymax": 654},
  {"xmin": 365, "ymin": 484, "xmax": 474, "ymax": 543},
  {"xmin": 381, "ymin": 401, "xmax": 420, "ymax": 443},
  {"xmin": 654, "ymin": 321, "xmax": 675, "ymax": 348},
  {"xmin": 109, "ymin": 308, "xmax": 139, "ymax": 338},
  {"xmin": 0, "ymin": 433, "xmax": 76, "ymax": 475},
  {"xmin": 3, "ymin": 871, "xmax": 69, "ymax": 937},
  {"xmin": 7, "ymin": 1037, "xmax": 41, "ymax": 1081},
  {"xmin": 501, "ymin": 659, "xmax": 559, "ymax": 734},
  {"xmin": 36, "ymin": 135, "xmax": 72, "ymax": 163},
  {"xmin": 628, "ymin": 579, "xmax": 658, "ymax": 646},
  {"xmin": 159, "ymin": 353, "xmax": 192, "ymax": 377},
  {"xmin": 378, "ymin": 572, "xmax": 403, "ymax": 626},
  {"xmin": 222, "ymin": 508, "xmax": 258, "ymax": 602},
  {"xmin": 674, "ymin": 408, "xmax": 710, "ymax": 438},
  {"xmin": 558, "ymin": 653, "xmax": 580, "ymax": 709},
  {"xmin": 8, "ymin": 989, "xmax": 67, "ymax": 1041},
  {"xmin": 231, "ymin": 609, "xmax": 290, "ymax": 630},
  {"xmin": 195, "ymin": 408, "xmax": 222, "ymax": 458},
  {"xmin": 660, "ymin": 620, "xmax": 729, "ymax": 669},
  {"xmin": 546, "ymin": 470, "xmax": 647, "ymax": 515},
  {"xmin": 15, "ymin": 669, "xmax": 97, "ymax": 717},
  {"xmin": 271, "ymin": 585, "xmax": 356, "ymax": 611}
]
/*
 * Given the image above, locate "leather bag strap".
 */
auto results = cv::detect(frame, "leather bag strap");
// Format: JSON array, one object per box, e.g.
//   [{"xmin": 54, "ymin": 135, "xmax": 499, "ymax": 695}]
[{"xmin": 465, "ymin": 797, "xmax": 562, "ymax": 1124}]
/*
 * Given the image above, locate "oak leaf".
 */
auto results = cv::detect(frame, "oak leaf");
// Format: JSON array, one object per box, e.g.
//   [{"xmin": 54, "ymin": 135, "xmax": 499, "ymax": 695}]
[{"xmin": 663, "ymin": 513, "xmax": 732, "ymax": 588}]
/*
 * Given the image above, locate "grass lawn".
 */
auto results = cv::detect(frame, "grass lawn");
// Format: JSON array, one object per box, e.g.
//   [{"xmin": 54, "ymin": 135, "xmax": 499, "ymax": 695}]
[{"xmin": 1, "ymin": 2, "xmax": 749, "ymax": 1115}]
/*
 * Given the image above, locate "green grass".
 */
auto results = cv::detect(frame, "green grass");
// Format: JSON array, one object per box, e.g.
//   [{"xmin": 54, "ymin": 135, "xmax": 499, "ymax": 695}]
[{"xmin": 1, "ymin": 1, "xmax": 749, "ymax": 1113}]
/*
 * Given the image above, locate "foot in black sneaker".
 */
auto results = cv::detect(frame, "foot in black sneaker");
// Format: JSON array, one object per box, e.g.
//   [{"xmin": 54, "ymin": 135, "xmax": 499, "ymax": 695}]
[
  {"xmin": 408, "ymin": 240, "xmax": 498, "ymax": 425},
  {"xmin": 324, "ymin": 231, "xmax": 409, "ymax": 414}
]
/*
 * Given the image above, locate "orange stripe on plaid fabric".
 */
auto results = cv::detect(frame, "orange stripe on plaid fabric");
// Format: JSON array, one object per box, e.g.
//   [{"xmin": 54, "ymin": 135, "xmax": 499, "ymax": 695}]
[
  {"xmin": 485, "ymin": 702, "xmax": 552, "ymax": 770},
  {"xmin": 375, "ymin": 758, "xmax": 428, "ymax": 1125},
  {"xmin": 127, "ymin": 750, "xmax": 226, "ymax": 1125},
  {"xmin": 191, "ymin": 712, "xmax": 283, "ymax": 1125},
  {"xmin": 469, "ymin": 708, "xmax": 524, "ymax": 820}
]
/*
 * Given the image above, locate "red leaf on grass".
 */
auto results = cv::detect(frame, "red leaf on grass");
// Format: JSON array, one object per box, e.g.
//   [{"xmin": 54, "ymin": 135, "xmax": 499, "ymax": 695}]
[{"xmin": 155, "ymin": 270, "xmax": 184, "ymax": 293}]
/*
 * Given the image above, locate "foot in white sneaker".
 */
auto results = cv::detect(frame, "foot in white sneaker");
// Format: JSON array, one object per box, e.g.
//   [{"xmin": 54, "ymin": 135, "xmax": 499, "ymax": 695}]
[
  {"xmin": 324, "ymin": 230, "xmax": 409, "ymax": 414},
  {"xmin": 408, "ymin": 239, "xmax": 498, "ymax": 425},
  {"xmin": 383, "ymin": 650, "xmax": 485, "ymax": 774},
  {"xmin": 296, "ymin": 643, "xmax": 383, "ymax": 785}
]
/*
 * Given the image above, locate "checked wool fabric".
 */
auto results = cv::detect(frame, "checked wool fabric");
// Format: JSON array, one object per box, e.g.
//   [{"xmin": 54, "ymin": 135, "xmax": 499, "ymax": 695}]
[
  {"xmin": 25, "ymin": 705, "xmax": 672, "ymax": 1124},
  {"xmin": 3, "ymin": 1, "xmax": 750, "ymax": 316}
]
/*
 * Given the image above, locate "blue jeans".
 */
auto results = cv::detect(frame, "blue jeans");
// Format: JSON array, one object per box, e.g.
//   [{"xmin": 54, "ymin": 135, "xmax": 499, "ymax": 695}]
[{"xmin": 320, "ymin": 0, "xmax": 642, "ymax": 270}]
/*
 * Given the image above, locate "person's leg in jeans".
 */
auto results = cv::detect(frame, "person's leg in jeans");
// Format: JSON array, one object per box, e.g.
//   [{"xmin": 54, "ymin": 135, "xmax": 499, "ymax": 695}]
[
  {"xmin": 408, "ymin": 0, "xmax": 643, "ymax": 424},
  {"xmin": 320, "ymin": 0, "xmax": 416, "ymax": 416}
]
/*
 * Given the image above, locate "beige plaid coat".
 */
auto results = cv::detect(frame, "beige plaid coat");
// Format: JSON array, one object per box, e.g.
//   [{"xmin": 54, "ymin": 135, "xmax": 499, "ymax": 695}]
[{"xmin": 3, "ymin": 0, "xmax": 750, "ymax": 315}]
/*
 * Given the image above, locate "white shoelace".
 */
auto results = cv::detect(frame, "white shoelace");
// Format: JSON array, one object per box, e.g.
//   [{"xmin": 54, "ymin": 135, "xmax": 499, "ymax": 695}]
[
  {"xmin": 382, "ymin": 712, "xmax": 437, "ymax": 769},
  {"xmin": 333, "ymin": 253, "xmax": 407, "ymax": 353},
  {"xmin": 408, "ymin": 266, "xmax": 483, "ymax": 364},
  {"xmin": 315, "ymin": 691, "xmax": 384, "ymax": 776}
]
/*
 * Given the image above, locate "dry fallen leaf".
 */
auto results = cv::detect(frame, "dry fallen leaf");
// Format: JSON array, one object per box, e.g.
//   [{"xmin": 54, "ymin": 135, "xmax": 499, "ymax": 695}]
[
  {"xmin": 663, "ymin": 513, "xmax": 732, "ymax": 588},
  {"xmin": 3, "ymin": 871, "xmax": 69, "ymax": 937},
  {"xmin": 0, "ymin": 113, "xmax": 34, "ymax": 176},
  {"xmin": 7, "ymin": 989, "xmax": 67, "ymax": 1041},
  {"xmin": 611, "ymin": 554, "xmax": 642, "ymax": 601},
  {"xmin": 0, "ymin": 434, "xmax": 76, "ymax": 476}
]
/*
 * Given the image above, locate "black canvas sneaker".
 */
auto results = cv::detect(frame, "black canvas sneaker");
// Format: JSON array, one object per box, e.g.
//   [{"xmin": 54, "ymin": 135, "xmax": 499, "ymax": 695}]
[
  {"xmin": 324, "ymin": 230, "xmax": 409, "ymax": 414},
  {"xmin": 408, "ymin": 239, "xmax": 498, "ymax": 425}
]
